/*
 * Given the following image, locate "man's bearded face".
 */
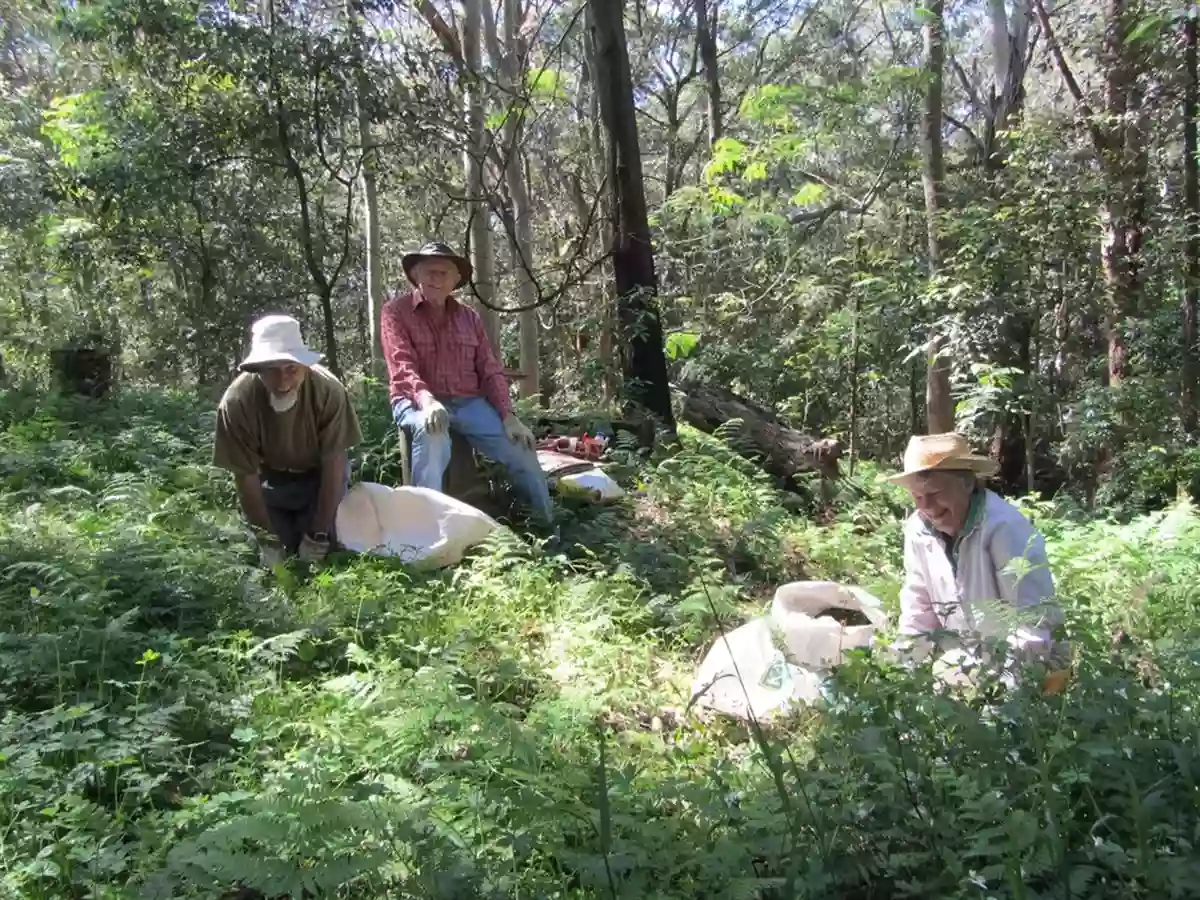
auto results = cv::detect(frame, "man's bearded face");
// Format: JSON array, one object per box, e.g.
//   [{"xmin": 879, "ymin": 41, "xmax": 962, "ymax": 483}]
[{"xmin": 259, "ymin": 363, "xmax": 308, "ymax": 412}]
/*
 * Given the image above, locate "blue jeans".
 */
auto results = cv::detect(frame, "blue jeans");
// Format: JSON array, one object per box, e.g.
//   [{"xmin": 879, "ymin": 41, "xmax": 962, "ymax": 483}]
[{"xmin": 392, "ymin": 396, "xmax": 553, "ymax": 522}]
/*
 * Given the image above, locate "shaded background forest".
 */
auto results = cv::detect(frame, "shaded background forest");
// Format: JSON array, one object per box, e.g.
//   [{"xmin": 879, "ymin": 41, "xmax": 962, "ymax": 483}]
[{"xmin": 2, "ymin": 0, "xmax": 1197, "ymax": 512}]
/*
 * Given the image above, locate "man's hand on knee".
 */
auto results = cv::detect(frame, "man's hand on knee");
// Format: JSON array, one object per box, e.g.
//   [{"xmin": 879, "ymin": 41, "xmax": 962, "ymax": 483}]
[
  {"xmin": 503, "ymin": 413, "xmax": 535, "ymax": 451},
  {"xmin": 419, "ymin": 394, "xmax": 449, "ymax": 434}
]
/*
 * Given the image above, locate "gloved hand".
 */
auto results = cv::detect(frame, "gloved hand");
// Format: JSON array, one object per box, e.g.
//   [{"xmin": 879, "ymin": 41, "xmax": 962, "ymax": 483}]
[
  {"xmin": 422, "ymin": 399, "xmax": 449, "ymax": 434},
  {"xmin": 932, "ymin": 647, "xmax": 979, "ymax": 689},
  {"xmin": 257, "ymin": 533, "xmax": 286, "ymax": 568},
  {"xmin": 298, "ymin": 532, "xmax": 331, "ymax": 563},
  {"xmin": 503, "ymin": 413, "xmax": 535, "ymax": 451}
]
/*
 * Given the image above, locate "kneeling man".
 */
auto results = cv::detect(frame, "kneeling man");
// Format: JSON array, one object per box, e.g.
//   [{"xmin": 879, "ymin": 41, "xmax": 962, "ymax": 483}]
[
  {"xmin": 214, "ymin": 314, "xmax": 362, "ymax": 565},
  {"xmin": 889, "ymin": 433, "xmax": 1065, "ymax": 679},
  {"xmin": 380, "ymin": 241, "xmax": 552, "ymax": 522}
]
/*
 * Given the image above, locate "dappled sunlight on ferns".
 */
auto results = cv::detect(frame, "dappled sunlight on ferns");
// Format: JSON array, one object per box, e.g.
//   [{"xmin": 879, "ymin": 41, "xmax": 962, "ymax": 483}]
[{"xmin": 5, "ymin": 389, "xmax": 1200, "ymax": 897}]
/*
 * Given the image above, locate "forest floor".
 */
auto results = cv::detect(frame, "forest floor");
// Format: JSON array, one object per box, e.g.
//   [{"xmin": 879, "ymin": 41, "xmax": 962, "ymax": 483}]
[{"xmin": 3, "ymin": 384, "xmax": 1200, "ymax": 899}]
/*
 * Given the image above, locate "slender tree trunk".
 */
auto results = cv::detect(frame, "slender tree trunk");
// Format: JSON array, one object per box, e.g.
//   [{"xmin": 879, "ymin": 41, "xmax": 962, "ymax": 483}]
[
  {"xmin": 695, "ymin": 0, "xmax": 721, "ymax": 146},
  {"xmin": 589, "ymin": 0, "xmax": 676, "ymax": 429},
  {"xmin": 982, "ymin": 0, "xmax": 1031, "ymax": 481},
  {"xmin": 1034, "ymin": 0, "xmax": 1145, "ymax": 395},
  {"xmin": 984, "ymin": 0, "xmax": 1029, "ymax": 168},
  {"xmin": 921, "ymin": 0, "xmax": 953, "ymax": 433},
  {"xmin": 347, "ymin": 0, "xmax": 383, "ymax": 371},
  {"xmin": 488, "ymin": 0, "xmax": 540, "ymax": 398},
  {"xmin": 848, "ymin": 287, "xmax": 861, "ymax": 476},
  {"xmin": 509, "ymin": 152, "xmax": 541, "ymax": 399},
  {"xmin": 584, "ymin": 0, "xmax": 620, "ymax": 407},
  {"xmin": 268, "ymin": 0, "xmax": 341, "ymax": 374},
  {"xmin": 1026, "ymin": 290, "xmax": 1041, "ymax": 493},
  {"xmin": 1099, "ymin": 0, "xmax": 1147, "ymax": 390},
  {"xmin": 462, "ymin": 0, "xmax": 500, "ymax": 351},
  {"xmin": 1183, "ymin": 10, "xmax": 1199, "ymax": 435},
  {"xmin": 664, "ymin": 94, "xmax": 681, "ymax": 198}
]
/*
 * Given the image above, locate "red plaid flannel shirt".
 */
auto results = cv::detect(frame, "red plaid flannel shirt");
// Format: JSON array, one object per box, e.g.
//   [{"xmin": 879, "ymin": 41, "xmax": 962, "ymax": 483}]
[{"xmin": 380, "ymin": 289, "xmax": 512, "ymax": 418}]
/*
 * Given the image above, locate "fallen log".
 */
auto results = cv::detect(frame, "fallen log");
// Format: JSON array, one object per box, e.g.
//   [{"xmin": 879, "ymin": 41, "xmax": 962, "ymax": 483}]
[{"xmin": 678, "ymin": 381, "xmax": 842, "ymax": 482}]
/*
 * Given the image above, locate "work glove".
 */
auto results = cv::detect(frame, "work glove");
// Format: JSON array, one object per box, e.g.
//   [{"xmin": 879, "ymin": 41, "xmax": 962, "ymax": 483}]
[
  {"xmin": 422, "ymin": 399, "xmax": 449, "ymax": 434},
  {"xmin": 257, "ymin": 533, "xmax": 286, "ymax": 568},
  {"xmin": 931, "ymin": 647, "xmax": 980, "ymax": 690},
  {"xmin": 503, "ymin": 413, "xmax": 535, "ymax": 451},
  {"xmin": 298, "ymin": 532, "xmax": 331, "ymax": 563}
]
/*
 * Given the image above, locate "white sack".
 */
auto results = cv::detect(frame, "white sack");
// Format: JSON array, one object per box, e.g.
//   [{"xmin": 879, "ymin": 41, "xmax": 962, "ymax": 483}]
[
  {"xmin": 556, "ymin": 467, "xmax": 625, "ymax": 502},
  {"xmin": 691, "ymin": 581, "xmax": 891, "ymax": 723},
  {"xmin": 537, "ymin": 449, "xmax": 625, "ymax": 503},
  {"xmin": 690, "ymin": 619, "xmax": 827, "ymax": 721},
  {"xmin": 335, "ymin": 482, "xmax": 498, "ymax": 569},
  {"xmin": 769, "ymin": 581, "xmax": 888, "ymax": 669}
]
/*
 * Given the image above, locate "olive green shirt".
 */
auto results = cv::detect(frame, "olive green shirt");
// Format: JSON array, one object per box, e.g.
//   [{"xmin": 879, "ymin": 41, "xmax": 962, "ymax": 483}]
[{"xmin": 212, "ymin": 364, "xmax": 362, "ymax": 477}]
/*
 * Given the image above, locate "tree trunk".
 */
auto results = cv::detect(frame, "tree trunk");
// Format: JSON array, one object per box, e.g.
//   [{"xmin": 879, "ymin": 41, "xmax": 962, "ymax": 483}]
[
  {"xmin": 848, "ymin": 286, "xmax": 861, "ymax": 476},
  {"xmin": 589, "ymin": 0, "xmax": 675, "ymax": 429},
  {"xmin": 488, "ymin": 0, "xmax": 540, "ymax": 398},
  {"xmin": 268, "ymin": 0, "xmax": 341, "ymax": 375},
  {"xmin": 921, "ymin": 0, "xmax": 953, "ymax": 433},
  {"xmin": 583, "ymin": 3, "xmax": 619, "ymax": 405},
  {"xmin": 1098, "ymin": 0, "xmax": 1147, "ymax": 388},
  {"xmin": 1034, "ymin": 0, "xmax": 1147, "ymax": 395},
  {"xmin": 694, "ymin": 0, "xmax": 721, "ymax": 146},
  {"xmin": 984, "ymin": 0, "xmax": 1029, "ymax": 168},
  {"xmin": 509, "ymin": 152, "xmax": 541, "ymax": 400},
  {"xmin": 679, "ymin": 380, "xmax": 842, "ymax": 481},
  {"xmin": 981, "ymin": 0, "xmax": 1031, "ymax": 479},
  {"xmin": 347, "ymin": 0, "xmax": 384, "ymax": 371},
  {"xmin": 462, "ymin": 0, "xmax": 500, "ymax": 351},
  {"xmin": 1183, "ymin": 10, "xmax": 1199, "ymax": 435}
]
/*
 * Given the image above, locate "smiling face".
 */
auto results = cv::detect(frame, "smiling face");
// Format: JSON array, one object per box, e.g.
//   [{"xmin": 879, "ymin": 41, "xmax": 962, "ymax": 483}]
[
  {"xmin": 908, "ymin": 470, "xmax": 976, "ymax": 537},
  {"xmin": 257, "ymin": 362, "xmax": 308, "ymax": 412},
  {"xmin": 412, "ymin": 258, "xmax": 461, "ymax": 304}
]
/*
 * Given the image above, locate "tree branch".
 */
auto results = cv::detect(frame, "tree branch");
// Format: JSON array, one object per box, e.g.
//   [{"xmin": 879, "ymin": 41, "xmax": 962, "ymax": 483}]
[
  {"xmin": 413, "ymin": 0, "xmax": 463, "ymax": 59},
  {"xmin": 1030, "ymin": 0, "xmax": 1104, "ymax": 148},
  {"xmin": 944, "ymin": 112, "xmax": 985, "ymax": 155}
]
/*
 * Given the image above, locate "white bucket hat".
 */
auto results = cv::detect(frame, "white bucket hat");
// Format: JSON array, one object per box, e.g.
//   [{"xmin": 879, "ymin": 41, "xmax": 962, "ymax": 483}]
[
  {"xmin": 883, "ymin": 432, "xmax": 999, "ymax": 485},
  {"xmin": 239, "ymin": 315, "xmax": 323, "ymax": 372}
]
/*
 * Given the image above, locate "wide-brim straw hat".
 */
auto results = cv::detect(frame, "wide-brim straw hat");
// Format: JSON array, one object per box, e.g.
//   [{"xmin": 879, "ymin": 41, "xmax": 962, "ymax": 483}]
[
  {"xmin": 883, "ymin": 432, "xmax": 1000, "ymax": 485},
  {"xmin": 401, "ymin": 241, "xmax": 472, "ymax": 289},
  {"xmin": 238, "ymin": 314, "xmax": 323, "ymax": 372}
]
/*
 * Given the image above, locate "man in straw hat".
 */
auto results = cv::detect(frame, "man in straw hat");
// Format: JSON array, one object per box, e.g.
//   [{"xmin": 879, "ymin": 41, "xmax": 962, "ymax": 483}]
[
  {"xmin": 380, "ymin": 240, "xmax": 552, "ymax": 522},
  {"xmin": 886, "ymin": 433, "xmax": 1065, "ymax": 686},
  {"xmin": 213, "ymin": 314, "xmax": 362, "ymax": 566}
]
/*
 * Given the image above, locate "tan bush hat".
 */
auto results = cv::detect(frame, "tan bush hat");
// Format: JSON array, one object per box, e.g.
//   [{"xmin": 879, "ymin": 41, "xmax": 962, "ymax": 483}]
[{"xmin": 884, "ymin": 432, "xmax": 999, "ymax": 485}]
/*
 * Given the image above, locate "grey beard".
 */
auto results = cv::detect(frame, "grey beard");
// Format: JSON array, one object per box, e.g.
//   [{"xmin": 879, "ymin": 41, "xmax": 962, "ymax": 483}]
[{"xmin": 270, "ymin": 391, "xmax": 299, "ymax": 413}]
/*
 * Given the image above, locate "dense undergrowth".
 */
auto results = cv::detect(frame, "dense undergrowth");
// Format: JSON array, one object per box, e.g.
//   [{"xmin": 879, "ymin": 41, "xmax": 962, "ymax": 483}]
[{"xmin": 3, "ymin": 384, "xmax": 1200, "ymax": 899}]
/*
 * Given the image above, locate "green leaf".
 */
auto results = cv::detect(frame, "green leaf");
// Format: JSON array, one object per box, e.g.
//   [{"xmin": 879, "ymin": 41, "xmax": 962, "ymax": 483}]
[
  {"xmin": 790, "ymin": 183, "xmax": 827, "ymax": 206},
  {"xmin": 708, "ymin": 186, "xmax": 746, "ymax": 209},
  {"xmin": 704, "ymin": 137, "xmax": 748, "ymax": 181},
  {"xmin": 1125, "ymin": 14, "xmax": 1165, "ymax": 44},
  {"xmin": 525, "ymin": 68, "xmax": 570, "ymax": 100},
  {"xmin": 744, "ymin": 160, "xmax": 769, "ymax": 182},
  {"xmin": 665, "ymin": 331, "xmax": 701, "ymax": 360}
]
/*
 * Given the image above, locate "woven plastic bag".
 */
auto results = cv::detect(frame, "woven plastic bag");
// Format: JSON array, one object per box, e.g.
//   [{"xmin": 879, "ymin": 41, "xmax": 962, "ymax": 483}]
[{"xmin": 335, "ymin": 482, "xmax": 498, "ymax": 570}]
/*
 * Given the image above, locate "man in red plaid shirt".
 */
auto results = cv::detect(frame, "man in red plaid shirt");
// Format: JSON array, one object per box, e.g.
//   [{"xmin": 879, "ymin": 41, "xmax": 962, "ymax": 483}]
[{"xmin": 380, "ymin": 241, "xmax": 553, "ymax": 522}]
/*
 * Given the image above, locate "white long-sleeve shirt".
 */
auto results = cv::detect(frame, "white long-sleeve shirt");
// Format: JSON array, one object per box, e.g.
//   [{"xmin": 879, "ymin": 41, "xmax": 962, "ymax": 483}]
[{"xmin": 899, "ymin": 489, "xmax": 1061, "ymax": 660}]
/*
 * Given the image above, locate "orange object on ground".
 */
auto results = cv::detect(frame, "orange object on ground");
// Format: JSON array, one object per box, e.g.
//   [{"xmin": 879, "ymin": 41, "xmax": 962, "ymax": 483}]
[
  {"xmin": 1042, "ymin": 668, "xmax": 1070, "ymax": 696},
  {"xmin": 536, "ymin": 434, "xmax": 607, "ymax": 461}
]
